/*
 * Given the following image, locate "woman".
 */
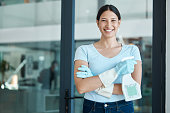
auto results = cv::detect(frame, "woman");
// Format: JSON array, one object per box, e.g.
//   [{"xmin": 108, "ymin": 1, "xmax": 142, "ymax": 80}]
[{"xmin": 74, "ymin": 4, "xmax": 142, "ymax": 113}]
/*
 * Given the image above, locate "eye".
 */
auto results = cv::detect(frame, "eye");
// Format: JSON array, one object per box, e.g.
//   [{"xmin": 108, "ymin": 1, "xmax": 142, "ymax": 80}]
[
  {"xmin": 111, "ymin": 19, "xmax": 116, "ymax": 22},
  {"xmin": 101, "ymin": 18, "xmax": 106, "ymax": 22}
]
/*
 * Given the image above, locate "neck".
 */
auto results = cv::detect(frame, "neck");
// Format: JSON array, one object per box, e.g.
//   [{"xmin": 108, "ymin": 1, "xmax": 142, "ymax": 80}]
[{"xmin": 97, "ymin": 36, "xmax": 120, "ymax": 48}]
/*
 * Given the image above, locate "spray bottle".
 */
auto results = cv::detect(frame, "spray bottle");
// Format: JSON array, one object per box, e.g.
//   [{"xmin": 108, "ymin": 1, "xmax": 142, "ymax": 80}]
[{"xmin": 121, "ymin": 56, "xmax": 142, "ymax": 101}]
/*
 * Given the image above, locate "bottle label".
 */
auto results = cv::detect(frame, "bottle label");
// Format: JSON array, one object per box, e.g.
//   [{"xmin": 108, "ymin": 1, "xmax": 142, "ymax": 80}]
[{"xmin": 122, "ymin": 74, "xmax": 142, "ymax": 101}]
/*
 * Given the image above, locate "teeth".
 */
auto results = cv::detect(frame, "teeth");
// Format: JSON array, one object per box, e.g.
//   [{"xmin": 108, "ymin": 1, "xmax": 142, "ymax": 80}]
[{"xmin": 105, "ymin": 29, "xmax": 112, "ymax": 32}]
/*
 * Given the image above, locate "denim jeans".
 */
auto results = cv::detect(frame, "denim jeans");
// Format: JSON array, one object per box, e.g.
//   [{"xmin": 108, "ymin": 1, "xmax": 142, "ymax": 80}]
[{"xmin": 83, "ymin": 99, "xmax": 134, "ymax": 113}]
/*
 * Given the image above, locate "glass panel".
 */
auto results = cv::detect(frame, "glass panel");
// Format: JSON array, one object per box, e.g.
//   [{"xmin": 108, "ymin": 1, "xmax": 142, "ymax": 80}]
[
  {"xmin": 0, "ymin": 1, "xmax": 61, "ymax": 28},
  {"xmin": 75, "ymin": 0, "xmax": 152, "ymax": 113},
  {"xmin": 0, "ymin": 1, "xmax": 61, "ymax": 113},
  {"xmin": 105, "ymin": 0, "xmax": 153, "ymax": 20},
  {"xmin": 0, "ymin": 0, "xmax": 59, "ymax": 6}
]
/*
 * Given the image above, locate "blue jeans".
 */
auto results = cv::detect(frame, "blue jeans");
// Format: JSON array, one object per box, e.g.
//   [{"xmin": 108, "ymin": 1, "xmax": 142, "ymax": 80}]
[{"xmin": 83, "ymin": 99, "xmax": 134, "ymax": 113}]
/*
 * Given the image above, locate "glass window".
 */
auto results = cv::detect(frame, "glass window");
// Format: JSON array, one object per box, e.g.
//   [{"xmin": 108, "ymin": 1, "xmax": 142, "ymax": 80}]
[
  {"xmin": 0, "ymin": 0, "xmax": 59, "ymax": 6},
  {"xmin": 0, "ymin": 0, "xmax": 61, "ymax": 28},
  {"xmin": 0, "ymin": 1, "xmax": 61, "ymax": 113}
]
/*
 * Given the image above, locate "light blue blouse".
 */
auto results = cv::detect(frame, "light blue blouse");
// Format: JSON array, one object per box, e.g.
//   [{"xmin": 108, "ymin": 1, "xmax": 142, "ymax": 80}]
[{"xmin": 74, "ymin": 44, "xmax": 142, "ymax": 103}]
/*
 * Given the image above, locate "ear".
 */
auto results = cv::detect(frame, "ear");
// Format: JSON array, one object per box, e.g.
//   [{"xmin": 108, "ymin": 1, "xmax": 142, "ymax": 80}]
[
  {"xmin": 96, "ymin": 20, "xmax": 99, "ymax": 27},
  {"xmin": 118, "ymin": 19, "xmax": 121, "ymax": 27}
]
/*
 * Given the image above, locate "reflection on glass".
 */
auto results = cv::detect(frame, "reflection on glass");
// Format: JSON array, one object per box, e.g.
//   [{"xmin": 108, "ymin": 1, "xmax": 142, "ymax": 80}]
[
  {"xmin": 38, "ymin": 60, "xmax": 59, "ymax": 90},
  {"xmin": 0, "ymin": 41, "xmax": 60, "ymax": 113}
]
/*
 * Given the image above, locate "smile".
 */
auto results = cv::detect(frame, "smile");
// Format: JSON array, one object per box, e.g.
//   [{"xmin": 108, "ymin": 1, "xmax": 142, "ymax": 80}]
[{"xmin": 104, "ymin": 29, "xmax": 114, "ymax": 32}]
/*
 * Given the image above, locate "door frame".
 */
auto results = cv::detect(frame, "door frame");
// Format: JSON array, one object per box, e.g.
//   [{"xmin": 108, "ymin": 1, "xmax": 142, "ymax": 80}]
[
  {"xmin": 59, "ymin": 0, "xmax": 75, "ymax": 113},
  {"xmin": 152, "ymin": 0, "xmax": 166, "ymax": 113}
]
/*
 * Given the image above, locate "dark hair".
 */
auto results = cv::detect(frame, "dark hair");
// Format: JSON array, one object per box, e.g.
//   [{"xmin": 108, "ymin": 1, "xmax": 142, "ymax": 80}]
[
  {"xmin": 51, "ymin": 60, "xmax": 58, "ymax": 67},
  {"xmin": 96, "ymin": 5, "xmax": 121, "ymax": 21}
]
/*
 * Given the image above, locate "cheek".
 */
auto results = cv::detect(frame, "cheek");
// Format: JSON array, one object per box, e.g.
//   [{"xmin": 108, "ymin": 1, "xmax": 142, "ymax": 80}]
[
  {"xmin": 114, "ymin": 24, "xmax": 120, "ymax": 30},
  {"xmin": 98, "ymin": 25, "xmax": 104, "ymax": 30},
  {"xmin": 99, "ymin": 27, "xmax": 103, "ymax": 32},
  {"xmin": 116, "ymin": 22, "xmax": 120, "ymax": 28}
]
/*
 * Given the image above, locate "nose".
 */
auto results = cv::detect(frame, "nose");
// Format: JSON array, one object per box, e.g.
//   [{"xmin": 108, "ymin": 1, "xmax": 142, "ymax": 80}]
[{"xmin": 106, "ymin": 21, "xmax": 112, "ymax": 27}]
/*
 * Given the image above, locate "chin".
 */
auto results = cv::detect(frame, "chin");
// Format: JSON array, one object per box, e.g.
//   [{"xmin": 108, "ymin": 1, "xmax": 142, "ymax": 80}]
[
  {"xmin": 104, "ymin": 35, "xmax": 115, "ymax": 39},
  {"xmin": 103, "ymin": 34, "xmax": 115, "ymax": 38}
]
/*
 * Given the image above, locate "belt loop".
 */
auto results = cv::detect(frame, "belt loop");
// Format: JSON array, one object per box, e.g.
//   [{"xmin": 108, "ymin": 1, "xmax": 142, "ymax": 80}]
[
  {"xmin": 116, "ymin": 102, "xmax": 119, "ymax": 111},
  {"xmin": 92, "ymin": 101, "xmax": 96, "ymax": 112}
]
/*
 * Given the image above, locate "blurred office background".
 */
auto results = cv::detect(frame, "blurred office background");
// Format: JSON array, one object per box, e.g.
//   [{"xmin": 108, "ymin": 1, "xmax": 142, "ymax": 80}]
[{"xmin": 0, "ymin": 0, "xmax": 152, "ymax": 113}]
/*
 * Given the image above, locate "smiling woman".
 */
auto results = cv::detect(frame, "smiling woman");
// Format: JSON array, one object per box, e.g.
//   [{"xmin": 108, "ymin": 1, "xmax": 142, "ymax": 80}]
[
  {"xmin": 96, "ymin": 10, "xmax": 121, "ymax": 39},
  {"xmin": 74, "ymin": 4, "xmax": 142, "ymax": 113}
]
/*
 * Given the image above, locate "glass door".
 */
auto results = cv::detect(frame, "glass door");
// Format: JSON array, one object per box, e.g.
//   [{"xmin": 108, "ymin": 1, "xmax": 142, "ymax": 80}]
[
  {"xmin": 0, "ymin": 0, "xmax": 61, "ymax": 113},
  {"xmin": 74, "ymin": 0, "xmax": 153, "ymax": 113}
]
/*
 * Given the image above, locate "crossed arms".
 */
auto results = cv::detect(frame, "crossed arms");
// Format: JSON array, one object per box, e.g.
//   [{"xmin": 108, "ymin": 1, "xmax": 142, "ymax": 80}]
[{"xmin": 74, "ymin": 60, "xmax": 142, "ymax": 95}]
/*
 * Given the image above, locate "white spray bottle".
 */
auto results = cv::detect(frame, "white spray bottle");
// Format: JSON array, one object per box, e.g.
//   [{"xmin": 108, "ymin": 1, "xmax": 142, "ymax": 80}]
[{"xmin": 121, "ymin": 56, "xmax": 142, "ymax": 101}]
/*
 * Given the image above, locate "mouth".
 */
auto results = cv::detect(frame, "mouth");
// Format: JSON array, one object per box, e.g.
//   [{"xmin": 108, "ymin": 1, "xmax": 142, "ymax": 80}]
[{"xmin": 104, "ymin": 29, "xmax": 114, "ymax": 33}]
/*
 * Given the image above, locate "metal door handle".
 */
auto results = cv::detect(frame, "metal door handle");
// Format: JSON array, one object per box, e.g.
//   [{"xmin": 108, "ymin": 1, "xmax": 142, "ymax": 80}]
[
  {"xmin": 64, "ymin": 96, "xmax": 83, "ymax": 99},
  {"xmin": 64, "ymin": 89, "xmax": 83, "ymax": 113}
]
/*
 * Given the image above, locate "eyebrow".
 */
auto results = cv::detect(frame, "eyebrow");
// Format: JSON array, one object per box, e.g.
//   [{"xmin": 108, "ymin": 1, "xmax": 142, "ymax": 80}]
[{"xmin": 101, "ymin": 18, "xmax": 117, "ymax": 19}]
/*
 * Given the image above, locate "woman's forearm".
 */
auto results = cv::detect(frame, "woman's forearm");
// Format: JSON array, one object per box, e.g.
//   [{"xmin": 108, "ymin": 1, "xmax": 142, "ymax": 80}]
[
  {"xmin": 75, "ymin": 76, "xmax": 103, "ymax": 94},
  {"xmin": 76, "ymin": 77, "xmax": 124, "ymax": 95},
  {"xmin": 74, "ymin": 60, "xmax": 103, "ymax": 94},
  {"xmin": 112, "ymin": 84, "xmax": 123, "ymax": 95}
]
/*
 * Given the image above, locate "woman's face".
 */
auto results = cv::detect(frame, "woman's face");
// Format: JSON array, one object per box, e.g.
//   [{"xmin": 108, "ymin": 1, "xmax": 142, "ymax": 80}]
[{"xmin": 97, "ymin": 10, "xmax": 121, "ymax": 39}]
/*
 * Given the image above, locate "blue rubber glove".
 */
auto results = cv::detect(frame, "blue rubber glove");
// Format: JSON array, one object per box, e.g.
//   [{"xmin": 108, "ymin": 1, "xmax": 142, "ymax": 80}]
[
  {"xmin": 114, "ymin": 59, "xmax": 137, "ymax": 83},
  {"xmin": 115, "ymin": 59, "xmax": 137, "ymax": 75},
  {"xmin": 76, "ymin": 65, "xmax": 93, "ymax": 78}
]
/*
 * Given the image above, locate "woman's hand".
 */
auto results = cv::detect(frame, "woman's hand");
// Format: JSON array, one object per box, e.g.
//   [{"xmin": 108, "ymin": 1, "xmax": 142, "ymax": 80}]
[
  {"xmin": 115, "ymin": 59, "xmax": 137, "ymax": 75},
  {"xmin": 76, "ymin": 65, "xmax": 93, "ymax": 78},
  {"xmin": 113, "ymin": 59, "xmax": 137, "ymax": 83}
]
